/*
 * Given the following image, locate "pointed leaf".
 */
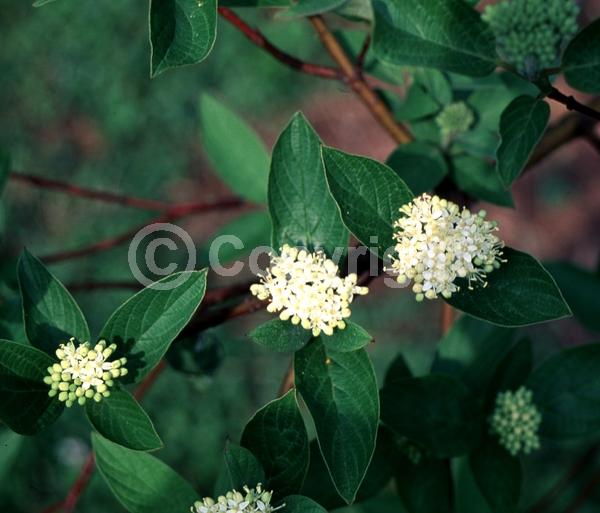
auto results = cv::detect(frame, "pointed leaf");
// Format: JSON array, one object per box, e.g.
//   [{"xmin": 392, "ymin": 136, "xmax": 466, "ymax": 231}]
[
  {"xmin": 295, "ymin": 340, "xmax": 379, "ymax": 503},
  {"xmin": 322, "ymin": 147, "xmax": 413, "ymax": 255},
  {"xmin": 200, "ymin": 95, "xmax": 269, "ymax": 203},
  {"xmin": 100, "ymin": 270, "xmax": 207, "ymax": 383},
  {"xmin": 215, "ymin": 443, "xmax": 266, "ymax": 495},
  {"xmin": 496, "ymin": 96, "xmax": 550, "ymax": 187},
  {"xmin": 249, "ymin": 319, "xmax": 312, "ymax": 352},
  {"xmin": 562, "ymin": 19, "xmax": 600, "ymax": 94},
  {"xmin": 86, "ymin": 387, "xmax": 163, "ymax": 451},
  {"xmin": 321, "ymin": 322, "xmax": 372, "ymax": 353},
  {"xmin": 446, "ymin": 248, "xmax": 571, "ymax": 327},
  {"xmin": 269, "ymin": 114, "xmax": 348, "ymax": 256},
  {"xmin": 93, "ymin": 433, "xmax": 197, "ymax": 513},
  {"xmin": 282, "ymin": 495, "xmax": 328, "ymax": 512},
  {"xmin": 18, "ymin": 249, "xmax": 89, "ymax": 355},
  {"xmin": 149, "ymin": 0, "xmax": 217, "ymax": 77},
  {"xmin": 241, "ymin": 390, "xmax": 309, "ymax": 496},
  {"xmin": 372, "ymin": 0, "xmax": 497, "ymax": 76}
]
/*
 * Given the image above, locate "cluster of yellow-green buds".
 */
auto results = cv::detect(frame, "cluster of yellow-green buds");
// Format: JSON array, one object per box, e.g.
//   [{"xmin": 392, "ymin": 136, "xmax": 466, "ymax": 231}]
[
  {"xmin": 394, "ymin": 435, "xmax": 423, "ymax": 465},
  {"xmin": 482, "ymin": 0, "xmax": 579, "ymax": 79},
  {"xmin": 191, "ymin": 484, "xmax": 283, "ymax": 513},
  {"xmin": 489, "ymin": 386, "xmax": 542, "ymax": 456},
  {"xmin": 43, "ymin": 338, "xmax": 128, "ymax": 407},
  {"xmin": 435, "ymin": 102, "xmax": 474, "ymax": 146}
]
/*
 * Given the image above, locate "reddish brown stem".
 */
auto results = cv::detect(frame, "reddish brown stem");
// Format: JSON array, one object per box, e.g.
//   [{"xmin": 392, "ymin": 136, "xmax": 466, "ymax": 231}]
[
  {"xmin": 218, "ymin": 7, "xmax": 340, "ymax": 80},
  {"xmin": 441, "ymin": 303, "xmax": 454, "ymax": 335},
  {"xmin": 547, "ymin": 88, "xmax": 600, "ymax": 122},
  {"xmin": 356, "ymin": 34, "xmax": 371, "ymax": 73},
  {"xmin": 10, "ymin": 172, "xmax": 171, "ymax": 211},
  {"xmin": 41, "ymin": 197, "xmax": 244, "ymax": 264}
]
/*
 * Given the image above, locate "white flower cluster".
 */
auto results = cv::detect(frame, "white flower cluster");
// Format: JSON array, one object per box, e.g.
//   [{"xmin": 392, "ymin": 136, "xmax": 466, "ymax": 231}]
[
  {"xmin": 44, "ymin": 338, "xmax": 128, "ymax": 407},
  {"xmin": 387, "ymin": 194, "xmax": 505, "ymax": 301},
  {"xmin": 250, "ymin": 244, "xmax": 368, "ymax": 337},
  {"xmin": 191, "ymin": 484, "xmax": 283, "ymax": 513},
  {"xmin": 490, "ymin": 387, "xmax": 542, "ymax": 456}
]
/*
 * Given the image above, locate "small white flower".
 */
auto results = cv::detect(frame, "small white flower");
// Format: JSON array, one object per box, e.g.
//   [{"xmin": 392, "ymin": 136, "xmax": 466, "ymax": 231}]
[
  {"xmin": 44, "ymin": 338, "xmax": 128, "ymax": 407},
  {"xmin": 387, "ymin": 194, "xmax": 504, "ymax": 301},
  {"xmin": 191, "ymin": 485, "xmax": 283, "ymax": 513},
  {"xmin": 250, "ymin": 245, "xmax": 368, "ymax": 337}
]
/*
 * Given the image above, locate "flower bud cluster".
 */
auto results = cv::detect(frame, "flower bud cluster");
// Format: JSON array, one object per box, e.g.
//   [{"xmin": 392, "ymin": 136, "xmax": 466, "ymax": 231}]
[
  {"xmin": 490, "ymin": 386, "xmax": 542, "ymax": 456},
  {"xmin": 191, "ymin": 484, "xmax": 283, "ymax": 513},
  {"xmin": 435, "ymin": 102, "xmax": 474, "ymax": 145},
  {"xmin": 387, "ymin": 194, "xmax": 504, "ymax": 301},
  {"xmin": 44, "ymin": 338, "xmax": 128, "ymax": 407},
  {"xmin": 250, "ymin": 244, "xmax": 369, "ymax": 337},
  {"xmin": 482, "ymin": 0, "xmax": 579, "ymax": 78}
]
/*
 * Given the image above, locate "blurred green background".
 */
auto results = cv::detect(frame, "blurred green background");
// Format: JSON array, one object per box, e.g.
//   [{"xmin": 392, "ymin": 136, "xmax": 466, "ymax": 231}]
[{"xmin": 1, "ymin": 1, "xmax": 600, "ymax": 512}]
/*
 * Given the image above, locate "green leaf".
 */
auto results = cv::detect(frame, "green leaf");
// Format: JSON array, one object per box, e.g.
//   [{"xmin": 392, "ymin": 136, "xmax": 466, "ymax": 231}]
[
  {"xmin": 562, "ymin": 19, "xmax": 600, "ymax": 94},
  {"xmin": 322, "ymin": 147, "xmax": 413, "ymax": 255},
  {"xmin": 321, "ymin": 322, "xmax": 372, "ymax": 353},
  {"xmin": 526, "ymin": 344, "xmax": 600, "ymax": 440},
  {"xmin": 282, "ymin": 495, "xmax": 328, "ymax": 512},
  {"xmin": 451, "ymin": 155, "xmax": 514, "ymax": 208},
  {"xmin": 469, "ymin": 438, "xmax": 521, "ymax": 513},
  {"xmin": 0, "ymin": 150, "xmax": 10, "ymax": 199},
  {"xmin": 0, "ymin": 340, "xmax": 63, "ymax": 435},
  {"xmin": 18, "ymin": 249, "xmax": 89, "ymax": 355},
  {"xmin": 431, "ymin": 315, "xmax": 515, "ymax": 393},
  {"xmin": 487, "ymin": 337, "xmax": 532, "ymax": 405},
  {"xmin": 0, "ymin": 429, "xmax": 23, "ymax": 483},
  {"xmin": 391, "ymin": 83, "xmax": 441, "ymax": 121},
  {"xmin": 277, "ymin": 0, "xmax": 346, "ymax": 18},
  {"xmin": 301, "ymin": 441, "xmax": 346, "ymax": 509},
  {"xmin": 356, "ymin": 427, "xmax": 395, "ymax": 501},
  {"xmin": 149, "ymin": 0, "xmax": 217, "ymax": 77},
  {"xmin": 86, "ymin": 387, "xmax": 162, "ymax": 452},
  {"xmin": 545, "ymin": 261, "xmax": 600, "ymax": 332},
  {"xmin": 394, "ymin": 455, "xmax": 452, "ymax": 513},
  {"xmin": 200, "ymin": 95, "xmax": 269, "ymax": 203},
  {"xmin": 380, "ymin": 374, "xmax": 481, "ymax": 457},
  {"xmin": 269, "ymin": 113, "xmax": 348, "ymax": 256},
  {"xmin": 295, "ymin": 340, "xmax": 379, "ymax": 504},
  {"xmin": 241, "ymin": 390, "xmax": 309, "ymax": 496},
  {"xmin": 414, "ymin": 69, "xmax": 453, "ymax": 106},
  {"xmin": 372, "ymin": 0, "xmax": 497, "ymax": 76},
  {"xmin": 384, "ymin": 352, "xmax": 412, "ymax": 386},
  {"xmin": 446, "ymin": 248, "xmax": 571, "ymax": 327},
  {"xmin": 496, "ymin": 96, "xmax": 550, "ymax": 187},
  {"xmin": 249, "ymin": 319, "xmax": 312, "ymax": 353},
  {"xmin": 99, "ymin": 270, "xmax": 207, "ymax": 383},
  {"xmin": 386, "ymin": 142, "xmax": 448, "ymax": 196},
  {"xmin": 215, "ymin": 443, "xmax": 266, "ymax": 495},
  {"xmin": 93, "ymin": 433, "xmax": 197, "ymax": 513},
  {"xmin": 32, "ymin": 0, "xmax": 59, "ymax": 6}
]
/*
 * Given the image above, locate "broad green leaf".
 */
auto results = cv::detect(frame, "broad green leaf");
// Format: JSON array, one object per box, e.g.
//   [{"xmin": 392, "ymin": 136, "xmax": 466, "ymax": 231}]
[
  {"xmin": 295, "ymin": 340, "xmax": 379, "ymax": 504},
  {"xmin": 486, "ymin": 337, "xmax": 532, "ymax": 406},
  {"xmin": 356, "ymin": 427, "xmax": 395, "ymax": 501},
  {"xmin": 545, "ymin": 261, "xmax": 600, "ymax": 332},
  {"xmin": 0, "ymin": 340, "xmax": 63, "ymax": 435},
  {"xmin": 380, "ymin": 374, "xmax": 481, "ymax": 457},
  {"xmin": 0, "ymin": 150, "xmax": 9, "ymax": 199},
  {"xmin": 0, "ymin": 429, "xmax": 23, "ymax": 483},
  {"xmin": 249, "ymin": 319, "xmax": 311, "ymax": 352},
  {"xmin": 269, "ymin": 114, "xmax": 348, "ymax": 256},
  {"xmin": 33, "ymin": 0, "xmax": 59, "ymax": 5},
  {"xmin": 496, "ymin": 96, "xmax": 550, "ymax": 187},
  {"xmin": 93, "ymin": 433, "xmax": 197, "ymax": 513},
  {"xmin": 215, "ymin": 443, "xmax": 266, "ymax": 495},
  {"xmin": 100, "ymin": 270, "xmax": 207, "ymax": 383},
  {"xmin": 301, "ymin": 442, "xmax": 346, "ymax": 510},
  {"xmin": 391, "ymin": 83, "xmax": 441, "ymax": 121},
  {"xmin": 322, "ymin": 147, "xmax": 413, "ymax": 255},
  {"xmin": 283, "ymin": 495, "xmax": 327, "ymax": 512},
  {"xmin": 431, "ymin": 315, "xmax": 515, "ymax": 393},
  {"xmin": 200, "ymin": 95, "xmax": 269, "ymax": 203},
  {"xmin": 149, "ymin": 0, "xmax": 217, "ymax": 77},
  {"xmin": 447, "ymin": 248, "xmax": 571, "ymax": 327},
  {"xmin": 241, "ymin": 390, "xmax": 309, "ymax": 496},
  {"xmin": 277, "ymin": 0, "xmax": 346, "ymax": 18},
  {"xmin": 384, "ymin": 352, "xmax": 412, "ymax": 386},
  {"xmin": 372, "ymin": 0, "xmax": 497, "ymax": 76},
  {"xmin": 413, "ymin": 69, "xmax": 453, "ymax": 106},
  {"xmin": 526, "ymin": 344, "xmax": 600, "ymax": 440},
  {"xmin": 394, "ymin": 455, "xmax": 452, "ymax": 513},
  {"xmin": 386, "ymin": 142, "xmax": 447, "ymax": 195},
  {"xmin": 562, "ymin": 19, "xmax": 600, "ymax": 94},
  {"xmin": 451, "ymin": 155, "xmax": 514, "ymax": 208},
  {"xmin": 86, "ymin": 387, "xmax": 162, "ymax": 451},
  {"xmin": 321, "ymin": 322, "xmax": 372, "ymax": 353},
  {"xmin": 18, "ymin": 249, "xmax": 89, "ymax": 355},
  {"xmin": 335, "ymin": 0, "xmax": 373, "ymax": 23},
  {"xmin": 469, "ymin": 438, "xmax": 521, "ymax": 513},
  {"xmin": 220, "ymin": 0, "xmax": 292, "ymax": 5}
]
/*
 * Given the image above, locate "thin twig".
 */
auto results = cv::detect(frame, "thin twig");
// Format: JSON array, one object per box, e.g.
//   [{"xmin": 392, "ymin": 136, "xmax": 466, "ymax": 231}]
[
  {"xmin": 10, "ymin": 172, "xmax": 171, "ymax": 211},
  {"xmin": 218, "ymin": 7, "xmax": 340, "ymax": 80},
  {"xmin": 41, "ymin": 197, "xmax": 244, "ymax": 264},
  {"xmin": 547, "ymin": 88, "xmax": 600, "ymax": 122},
  {"xmin": 441, "ymin": 303, "xmax": 454, "ymax": 335},
  {"xmin": 356, "ymin": 34, "xmax": 371, "ymax": 74}
]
